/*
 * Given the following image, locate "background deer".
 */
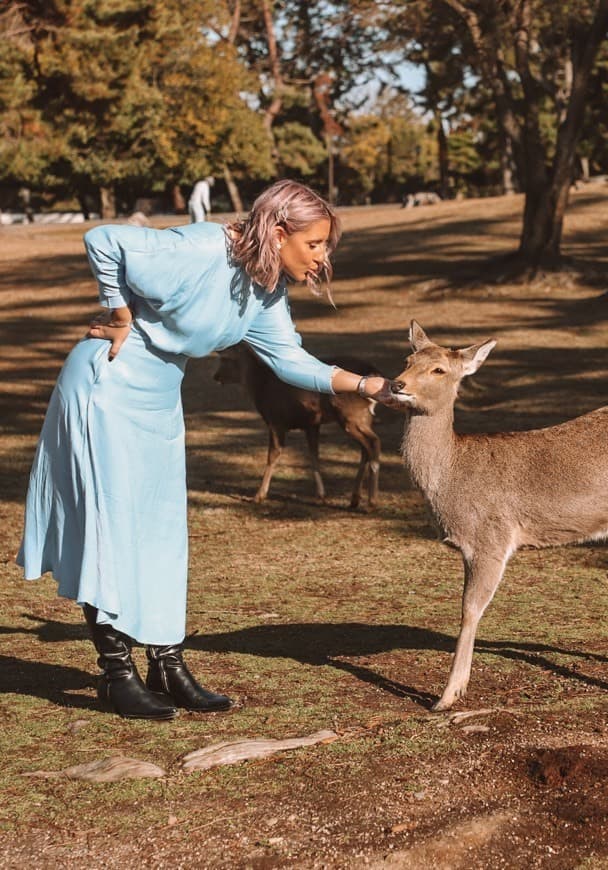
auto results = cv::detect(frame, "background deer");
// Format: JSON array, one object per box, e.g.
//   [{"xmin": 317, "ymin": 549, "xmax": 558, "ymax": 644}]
[
  {"xmin": 214, "ymin": 343, "xmax": 382, "ymax": 508},
  {"xmin": 392, "ymin": 320, "xmax": 608, "ymax": 711}
]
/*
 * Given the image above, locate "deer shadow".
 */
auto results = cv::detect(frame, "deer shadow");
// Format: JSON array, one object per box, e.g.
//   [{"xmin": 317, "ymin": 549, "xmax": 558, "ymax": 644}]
[{"xmin": 187, "ymin": 621, "xmax": 608, "ymax": 710}]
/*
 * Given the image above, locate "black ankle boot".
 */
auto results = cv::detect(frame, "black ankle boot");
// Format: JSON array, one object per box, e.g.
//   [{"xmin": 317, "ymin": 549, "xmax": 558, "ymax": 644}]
[
  {"xmin": 146, "ymin": 644, "xmax": 233, "ymax": 712},
  {"xmin": 83, "ymin": 605, "xmax": 178, "ymax": 720}
]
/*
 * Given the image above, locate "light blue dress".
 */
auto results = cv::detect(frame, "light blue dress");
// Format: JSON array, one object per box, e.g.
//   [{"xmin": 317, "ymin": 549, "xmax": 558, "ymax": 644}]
[{"xmin": 17, "ymin": 222, "xmax": 335, "ymax": 644}]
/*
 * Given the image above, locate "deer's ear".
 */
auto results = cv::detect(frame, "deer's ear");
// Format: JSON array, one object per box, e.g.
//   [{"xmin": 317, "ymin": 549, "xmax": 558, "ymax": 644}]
[
  {"xmin": 409, "ymin": 320, "xmax": 433, "ymax": 351},
  {"xmin": 460, "ymin": 339, "xmax": 496, "ymax": 376}
]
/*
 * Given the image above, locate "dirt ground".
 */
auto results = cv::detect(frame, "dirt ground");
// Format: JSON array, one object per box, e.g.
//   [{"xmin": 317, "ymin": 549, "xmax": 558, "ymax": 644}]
[{"xmin": 1, "ymin": 190, "xmax": 608, "ymax": 868}]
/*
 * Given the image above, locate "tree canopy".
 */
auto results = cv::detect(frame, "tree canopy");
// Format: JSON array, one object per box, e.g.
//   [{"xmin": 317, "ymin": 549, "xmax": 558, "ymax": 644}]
[{"xmin": 1, "ymin": 0, "xmax": 608, "ymax": 261}]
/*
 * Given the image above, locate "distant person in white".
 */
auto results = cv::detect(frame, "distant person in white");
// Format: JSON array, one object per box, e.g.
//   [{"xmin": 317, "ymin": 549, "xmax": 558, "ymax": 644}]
[{"xmin": 188, "ymin": 176, "xmax": 215, "ymax": 222}]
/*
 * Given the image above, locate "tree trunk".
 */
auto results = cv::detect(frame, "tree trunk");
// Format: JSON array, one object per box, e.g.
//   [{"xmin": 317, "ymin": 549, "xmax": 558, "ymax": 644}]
[
  {"xmin": 170, "ymin": 183, "xmax": 186, "ymax": 214},
  {"xmin": 435, "ymin": 110, "xmax": 449, "ymax": 199},
  {"xmin": 499, "ymin": 132, "xmax": 516, "ymax": 195},
  {"xmin": 326, "ymin": 132, "xmax": 336, "ymax": 204},
  {"xmin": 444, "ymin": 0, "xmax": 608, "ymax": 266},
  {"xmin": 99, "ymin": 185, "xmax": 116, "ymax": 219},
  {"xmin": 261, "ymin": 0, "xmax": 283, "ymax": 135},
  {"xmin": 223, "ymin": 165, "xmax": 243, "ymax": 213},
  {"xmin": 226, "ymin": 0, "xmax": 241, "ymax": 43},
  {"xmin": 518, "ymin": 186, "xmax": 559, "ymax": 262},
  {"xmin": 77, "ymin": 192, "xmax": 91, "ymax": 221},
  {"xmin": 518, "ymin": 1, "xmax": 608, "ymax": 263}
]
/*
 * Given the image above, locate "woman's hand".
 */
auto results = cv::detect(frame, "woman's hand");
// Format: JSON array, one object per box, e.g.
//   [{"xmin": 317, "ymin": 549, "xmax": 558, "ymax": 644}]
[
  {"xmin": 360, "ymin": 376, "xmax": 409, "ymax": 408},
  {"xmin": 331, "ymin": 369, "xmax": 408, "ymax": 407},
  {"xmin": 87, "ymin": 307, "xmax": 133, "ymax": 360}
]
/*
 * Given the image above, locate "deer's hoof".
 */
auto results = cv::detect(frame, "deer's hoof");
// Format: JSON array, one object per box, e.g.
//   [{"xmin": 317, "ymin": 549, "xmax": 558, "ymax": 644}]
[
  {"xmin": 431, "ymin": 699, "xmax": 454, "ymax": 713},
  {"xmin": 432, "ymin": 692, "xmax": 457, "ymax": 712},
  {"xmin": 432, "ymin": 689, "xmax": 466, "ymax": 713}
]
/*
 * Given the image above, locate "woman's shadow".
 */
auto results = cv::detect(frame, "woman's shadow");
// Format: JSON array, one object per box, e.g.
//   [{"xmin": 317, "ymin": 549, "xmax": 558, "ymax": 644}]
[{"xmin": 0, "ymin": 616, "xmax": 99, "ymax": 712}]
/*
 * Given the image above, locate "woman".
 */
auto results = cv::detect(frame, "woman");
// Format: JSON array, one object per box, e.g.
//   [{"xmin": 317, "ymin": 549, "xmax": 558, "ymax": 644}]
[{"xmin": 17, "ymin": 179, "xmax": 397, "ymax": 721}]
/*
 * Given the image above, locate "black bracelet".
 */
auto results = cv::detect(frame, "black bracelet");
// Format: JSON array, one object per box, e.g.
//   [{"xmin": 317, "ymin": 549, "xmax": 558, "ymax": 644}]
[{"xmin": 357, "ymin": 376, "xmax": 368, "ymax": 396}]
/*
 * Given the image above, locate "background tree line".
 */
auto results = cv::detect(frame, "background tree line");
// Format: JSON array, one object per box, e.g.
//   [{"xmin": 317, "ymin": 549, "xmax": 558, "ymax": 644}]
[{"xmin": 1, "ymin": 0, "xmax": 607, "ymax": 264}]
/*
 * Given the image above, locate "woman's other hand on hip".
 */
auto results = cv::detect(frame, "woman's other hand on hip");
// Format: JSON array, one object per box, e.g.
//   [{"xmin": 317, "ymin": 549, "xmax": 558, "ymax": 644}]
[{"xmin": 88, "ymin": 307, "xmax": 133, "ymax": 361}]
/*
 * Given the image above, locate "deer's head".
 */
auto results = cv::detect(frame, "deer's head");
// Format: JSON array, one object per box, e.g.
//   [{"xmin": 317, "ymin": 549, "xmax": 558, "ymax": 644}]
[{"xmin": 390, "ymin": 321, "xmax": 496, "ymax": 415}]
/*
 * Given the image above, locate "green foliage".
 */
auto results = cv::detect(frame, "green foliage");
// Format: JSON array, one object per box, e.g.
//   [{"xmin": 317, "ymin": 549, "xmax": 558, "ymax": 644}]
[
  {"xmin": 0, "ymin": 0, "xmax": 273, "ymax": 208},
  {"xmin": 3, "ymin": 0, "xmax": 608, "ymax": 211},
  {"xmin": 340, "ymin": 93, "xmax": 436, "ymax": 198},
  {"xmin": 446, "ymin": 127, "xmax": 482, "ymax": 179},
  {"xmin": 580, "ymin": 41, "xmax": 608, "ymax": 172},
  {"xmin": 274, "ymin": 121, "xmax": 327, "ymax": 177},
  {"xmin": 341, "ymin": 116, "xmax": 391, "ymax": 194},
  {"xmin": 147, "ymin": 17, "xmax": 273, "ymax": 185},
  {"xmin": 0, "ymin": 6, "xmax": 59, "ymax": 185}
]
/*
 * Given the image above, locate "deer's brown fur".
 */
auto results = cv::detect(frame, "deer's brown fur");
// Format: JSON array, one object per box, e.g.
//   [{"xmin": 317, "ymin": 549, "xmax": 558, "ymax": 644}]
[
  {"xmin": 214, "ymin": 343, "xmax": 382, "ymax": 508},
  {"xmin": 393, "ymin": 321, "xmax": 608, "ymax": 710}
]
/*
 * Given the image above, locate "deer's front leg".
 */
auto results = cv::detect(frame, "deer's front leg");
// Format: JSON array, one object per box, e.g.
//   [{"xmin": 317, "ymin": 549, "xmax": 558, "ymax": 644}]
[{"xmin": 433, "ymin": 549, "xmax": 509, "ymax": 712}]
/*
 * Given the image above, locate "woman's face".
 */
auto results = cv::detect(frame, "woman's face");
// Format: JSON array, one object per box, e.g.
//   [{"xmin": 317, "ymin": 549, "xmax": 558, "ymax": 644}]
[{"xmin": 276, "ymin": 219, "xmax": 331, "ymax": 283}]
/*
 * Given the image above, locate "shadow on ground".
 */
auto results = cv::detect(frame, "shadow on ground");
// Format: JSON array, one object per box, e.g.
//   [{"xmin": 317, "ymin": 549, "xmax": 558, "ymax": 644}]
[{"xmin": 3, "ymin": 617, "xmax": 607, "ymax": 712}]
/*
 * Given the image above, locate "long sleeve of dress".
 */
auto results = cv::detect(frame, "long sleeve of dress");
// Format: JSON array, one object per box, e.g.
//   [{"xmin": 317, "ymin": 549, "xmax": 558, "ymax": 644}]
[
  {"xmin": 244, "ymin": 292, "xmax": 336, "ymax": 394},
  {"xmin": 84, "ymin": 224, "xmax": 200, "ymax": 310},
  {"xmin": 84, "ymin": 225, "xmax": 142, "ymax": 309}
]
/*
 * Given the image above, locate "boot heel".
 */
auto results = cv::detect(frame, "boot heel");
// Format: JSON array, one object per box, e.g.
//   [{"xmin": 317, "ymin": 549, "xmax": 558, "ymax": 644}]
[
  {"xmin": 83, "ymin": 605, "xmax": 178, "ymax": 721},
  {"xmin": 146, "ymin": 644, "xmax": 233, "ymax": 712}
]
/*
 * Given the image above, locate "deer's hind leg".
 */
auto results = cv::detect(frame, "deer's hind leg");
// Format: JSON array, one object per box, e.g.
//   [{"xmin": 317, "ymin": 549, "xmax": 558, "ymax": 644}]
[
  {"xmin": 304, "ymin": 425, "xmax": 325, "ymax": 501},
  {"xmin": 254, "ymin": 427, "xmax": 286, "ymax": 503},
  {"xmin": 433, "ymin": 547, "xmax": 511, "ymax": 712}
]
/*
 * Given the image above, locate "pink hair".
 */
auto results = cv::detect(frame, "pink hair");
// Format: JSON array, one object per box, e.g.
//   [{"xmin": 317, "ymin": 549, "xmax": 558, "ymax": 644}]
[{"xmin": 226, "ymin": 179, "xmax": 341, "ymax": 297}]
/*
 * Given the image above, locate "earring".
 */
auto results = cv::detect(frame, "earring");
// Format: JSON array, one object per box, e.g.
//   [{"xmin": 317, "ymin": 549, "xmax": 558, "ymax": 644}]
[{"xmin": 277, "ymin": 243, "xmax": 282, "ymax": 250}]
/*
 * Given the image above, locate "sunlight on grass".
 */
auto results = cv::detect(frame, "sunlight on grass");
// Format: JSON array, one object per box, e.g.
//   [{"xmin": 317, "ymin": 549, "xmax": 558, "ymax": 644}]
[{"xmin": 3, "ymin": 193, "xmax": 608, "ymax": 864}]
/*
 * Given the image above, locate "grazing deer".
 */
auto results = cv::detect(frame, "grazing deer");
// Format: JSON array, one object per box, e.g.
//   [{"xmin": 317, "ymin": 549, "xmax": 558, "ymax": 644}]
[
  {"xmin": 214, "ymin": 343, "xmax": 382, "ymax": 508},
  {"xmin": 391, "ymin": 320, "xmax": 608, "ymax": 711}
]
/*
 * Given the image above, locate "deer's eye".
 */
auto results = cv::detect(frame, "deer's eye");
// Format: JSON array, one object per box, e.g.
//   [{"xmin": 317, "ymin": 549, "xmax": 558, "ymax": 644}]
[{"xmin": 431, "ymin": 367, "xmax": 446, "ymax": 375}]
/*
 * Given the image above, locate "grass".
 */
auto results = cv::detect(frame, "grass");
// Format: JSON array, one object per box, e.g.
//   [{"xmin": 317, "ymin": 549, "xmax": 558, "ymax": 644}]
[{"xmin": 2, "ymin": 190, "xmax": 608, "ymax": 866}]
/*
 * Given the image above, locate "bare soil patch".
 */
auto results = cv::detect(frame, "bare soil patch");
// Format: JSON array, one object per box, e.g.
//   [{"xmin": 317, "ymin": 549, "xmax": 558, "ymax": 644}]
[{"xmin": 1, "ymin": 190, "xmax": 608, "ymax": 868}]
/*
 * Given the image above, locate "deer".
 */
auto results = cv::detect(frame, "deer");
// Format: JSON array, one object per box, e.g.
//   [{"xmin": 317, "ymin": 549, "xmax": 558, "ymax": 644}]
[
  {"xmin": 214, "ymin": 343, "xmax": 382, "ymax": 509},
  {"xmin": 390, "ymin": 320, "xmax": 608, "ymax": 711}
]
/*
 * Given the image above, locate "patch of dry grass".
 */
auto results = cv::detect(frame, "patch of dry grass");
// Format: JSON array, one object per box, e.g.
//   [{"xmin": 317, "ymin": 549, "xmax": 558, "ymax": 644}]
[{"xmin": 2, "ymin": 189, "xmax": 608, "ymax": 867}]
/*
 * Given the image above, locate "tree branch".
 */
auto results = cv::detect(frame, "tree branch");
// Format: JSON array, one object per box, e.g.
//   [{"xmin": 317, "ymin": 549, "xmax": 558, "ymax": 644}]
[{"xmin": 261, "ymin": 0, "xmax": 283, "ymax": 132}]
